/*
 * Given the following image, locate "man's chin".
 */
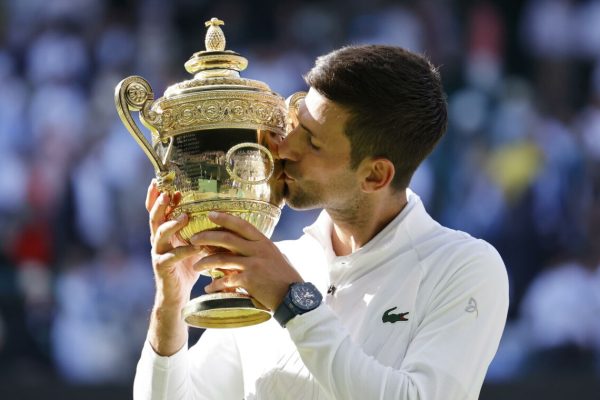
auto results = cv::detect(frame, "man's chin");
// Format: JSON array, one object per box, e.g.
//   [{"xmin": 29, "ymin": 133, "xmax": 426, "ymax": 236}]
[
  {"xmin": 283, "ymin": 192, "xmax": 319, "ymax": 210},
  {"xmin": 283, "ymin": 182, "xmax": 320, "ymax": 210},
  {"xmin": 284, "ymin": 200, "xmax": 310, "ymax": 211}
]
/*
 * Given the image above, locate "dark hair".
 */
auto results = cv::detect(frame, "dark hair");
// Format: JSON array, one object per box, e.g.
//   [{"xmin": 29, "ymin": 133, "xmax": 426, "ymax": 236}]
[{"xmin": 305, "ymin": 45, "xmax": 448, "ymax": 190}]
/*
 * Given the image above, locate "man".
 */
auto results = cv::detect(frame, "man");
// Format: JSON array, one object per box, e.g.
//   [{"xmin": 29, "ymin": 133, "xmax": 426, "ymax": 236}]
[{"xmin": 134, "ymin": 45, "xmax": 509, "ymax": 400}]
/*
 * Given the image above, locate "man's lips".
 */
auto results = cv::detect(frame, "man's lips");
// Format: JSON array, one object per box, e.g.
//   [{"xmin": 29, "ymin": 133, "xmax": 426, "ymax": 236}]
[{"xmin": 282, "ymin": 170, "xmax": 296, "ymax": 181}]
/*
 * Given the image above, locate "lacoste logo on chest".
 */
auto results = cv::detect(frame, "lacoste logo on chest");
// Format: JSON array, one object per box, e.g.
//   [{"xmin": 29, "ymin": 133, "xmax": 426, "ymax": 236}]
[{"xmin": 382, "ymin": 307, "xmax": 409, "ymax": 323}]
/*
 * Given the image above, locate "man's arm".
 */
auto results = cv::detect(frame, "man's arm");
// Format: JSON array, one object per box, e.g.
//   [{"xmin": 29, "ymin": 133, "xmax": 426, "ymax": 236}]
[
  {"xmin": 134, "ymin": 181, "xmax": 244, "ymax": 400},
  {"xmin": 134, "ymin": 328, "xmax": 244, "ymax": 400}
]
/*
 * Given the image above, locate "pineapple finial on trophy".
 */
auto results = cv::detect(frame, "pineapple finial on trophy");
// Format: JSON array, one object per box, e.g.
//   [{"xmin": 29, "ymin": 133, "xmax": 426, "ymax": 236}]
[
  {"xmin": 184, "ymin": 17, "xmax": 247, "ymax": 76},
  {"xmin": 204, "ymin": 18, "xmax": 226, "ymax": 51}
]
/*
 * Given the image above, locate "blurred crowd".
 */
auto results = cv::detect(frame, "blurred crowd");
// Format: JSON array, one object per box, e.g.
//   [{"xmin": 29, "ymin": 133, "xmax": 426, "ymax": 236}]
[{"xmin": 0, "ymin": 0, "xmax": 599, "ymax": 386}]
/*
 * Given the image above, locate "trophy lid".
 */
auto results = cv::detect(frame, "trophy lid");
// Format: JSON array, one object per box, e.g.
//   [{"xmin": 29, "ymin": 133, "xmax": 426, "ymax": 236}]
[
  {"xmin": 182, "ymin": 18, "xmax": 248, "ymax": 77},
  {"xmin": 165, "ymin": 17, "xmax": 265, "ymax": 94},
  {"xmin": 142, "ymin": 18, "xmax": 286, "ymax": 139}
]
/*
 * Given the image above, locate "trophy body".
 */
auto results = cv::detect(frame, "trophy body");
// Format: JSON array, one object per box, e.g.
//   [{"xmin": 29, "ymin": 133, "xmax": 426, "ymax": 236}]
[{"xmin": 115, "ymin": 18, "xmax": 292, "ymax": 328}]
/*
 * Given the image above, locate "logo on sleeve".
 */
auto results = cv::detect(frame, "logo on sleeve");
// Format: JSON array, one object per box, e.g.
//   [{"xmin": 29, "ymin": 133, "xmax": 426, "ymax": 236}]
[
  {"xmin": 465, "ymin": 297, "xmax": 478, "ymax": 318},
  {"xmin": 382, "ymin": 307, "xmax": 409, "ymax": 323}
]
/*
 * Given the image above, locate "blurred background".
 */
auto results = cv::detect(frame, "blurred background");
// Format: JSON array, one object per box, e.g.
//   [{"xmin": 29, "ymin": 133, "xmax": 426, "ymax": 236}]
[{"xmin": 0, "ymin": 0, "xmax": 599, "ymax": 398}]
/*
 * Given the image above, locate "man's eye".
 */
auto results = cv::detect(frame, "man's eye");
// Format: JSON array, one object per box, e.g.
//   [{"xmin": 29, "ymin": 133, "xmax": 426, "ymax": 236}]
[
  {"xmin": 299, "ymin": 124, "xmax": 320, "ymax": 150},
  {"xmin": 306, "ymin": 133, "xmax": 319, "ymax": 149}
]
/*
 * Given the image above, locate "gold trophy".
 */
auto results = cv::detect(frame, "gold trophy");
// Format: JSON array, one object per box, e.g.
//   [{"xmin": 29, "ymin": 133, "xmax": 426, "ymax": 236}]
[{"xmin": 115, "ymin": 18, "xmax": 302, "ymax": 329}]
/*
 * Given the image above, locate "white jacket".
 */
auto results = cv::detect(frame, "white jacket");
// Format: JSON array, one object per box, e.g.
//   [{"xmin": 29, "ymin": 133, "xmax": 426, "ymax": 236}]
[{"xmin": 134, "ymin": 191, "xmax": 509, "ymax": 399}]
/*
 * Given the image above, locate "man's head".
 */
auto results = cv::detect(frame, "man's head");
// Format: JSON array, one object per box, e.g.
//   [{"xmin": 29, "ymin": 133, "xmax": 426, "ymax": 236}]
[{"xmin": 304, "ymin": 45, "xmax": 448, "ymax": 190}]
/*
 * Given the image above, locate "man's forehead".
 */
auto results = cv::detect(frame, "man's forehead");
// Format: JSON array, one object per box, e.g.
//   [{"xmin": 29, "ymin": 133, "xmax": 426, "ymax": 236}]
[{"xmin": 299, "ymin": 88, "xmax": 348, "ymax": 127}]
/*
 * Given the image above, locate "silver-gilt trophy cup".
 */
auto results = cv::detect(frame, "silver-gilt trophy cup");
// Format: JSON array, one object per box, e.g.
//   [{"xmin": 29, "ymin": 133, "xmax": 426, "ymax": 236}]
[{"xmin": 115, "ymin": 18, "xmax": 303, "ymax": 329}]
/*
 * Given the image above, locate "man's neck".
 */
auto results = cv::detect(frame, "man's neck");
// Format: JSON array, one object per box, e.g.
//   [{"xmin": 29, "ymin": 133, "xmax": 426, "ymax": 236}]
[{"xmin": 329, "ymin": 190, "xmax": 408, "ymax": 257}]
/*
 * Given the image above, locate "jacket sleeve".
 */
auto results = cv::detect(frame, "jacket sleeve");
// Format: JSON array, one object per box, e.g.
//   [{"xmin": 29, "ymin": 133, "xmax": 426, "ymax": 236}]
[
  {"xmin": 133, "ymin": 329, "xmax": 244, "ymax": 400},
  {"xmin": 286, "ymin": 245, "xmax": 509, "ymax": 400}
]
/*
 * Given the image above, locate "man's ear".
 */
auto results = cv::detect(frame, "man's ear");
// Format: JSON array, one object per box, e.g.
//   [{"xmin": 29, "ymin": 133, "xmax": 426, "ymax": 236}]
[{"xmin": 359, "ymin": 158, "xmax": 395, "ymax": 193}]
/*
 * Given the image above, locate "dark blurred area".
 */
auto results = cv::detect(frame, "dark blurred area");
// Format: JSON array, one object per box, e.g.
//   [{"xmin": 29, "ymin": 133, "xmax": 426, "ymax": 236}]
[{"xmin": 0, "ymin": 0, "xmax": 599, "ymax": 399}]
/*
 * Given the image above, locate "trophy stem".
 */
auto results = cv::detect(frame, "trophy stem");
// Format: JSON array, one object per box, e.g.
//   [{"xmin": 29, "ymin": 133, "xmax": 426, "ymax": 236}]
[{"xmin": 182, "ymin": 292, "xmax": 271, "ymax": 328}]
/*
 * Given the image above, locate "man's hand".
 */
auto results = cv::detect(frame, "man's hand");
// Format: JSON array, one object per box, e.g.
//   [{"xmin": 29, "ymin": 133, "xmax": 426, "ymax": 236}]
[
  {"xmin": 147, "ymin": 180, "xmax": 206, "ymax": 308},
  {"xmin": 146, "ymin": 180, "xmax": 207, "ymax": 356},
  {"xmin": 189, "ymin": 212, "xmax": 303, "ymax": 311}
]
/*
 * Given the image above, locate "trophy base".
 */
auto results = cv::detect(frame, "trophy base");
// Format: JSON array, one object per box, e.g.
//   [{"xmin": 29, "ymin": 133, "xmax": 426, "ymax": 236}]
[{"xmin": 182, "ymin": 292, "xmax": 271, "ymax": 328}]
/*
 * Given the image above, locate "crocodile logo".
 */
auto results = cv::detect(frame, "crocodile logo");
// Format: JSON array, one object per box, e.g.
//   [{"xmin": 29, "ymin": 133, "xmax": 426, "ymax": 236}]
[{"xmin": 382, "ymin": 307, "xmax": 409, "ymax": 323}]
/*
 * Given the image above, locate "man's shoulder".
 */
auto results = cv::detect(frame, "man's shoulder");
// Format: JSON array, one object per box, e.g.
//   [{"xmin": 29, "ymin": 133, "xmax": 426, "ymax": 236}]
[
  {"xmin": 406, "ymin": 224, "xmax": 509, "ymax": 320},
  {"xmin": 405, "ymin": 198, "xmax": 502, "ymax": 268},
  {"xmin": 413, "ymin": 223, "xmax": 506, "ymax": 283},
  {"xmin": 417, "ymin": 220, "xmax": 499, "ymax": 256}
]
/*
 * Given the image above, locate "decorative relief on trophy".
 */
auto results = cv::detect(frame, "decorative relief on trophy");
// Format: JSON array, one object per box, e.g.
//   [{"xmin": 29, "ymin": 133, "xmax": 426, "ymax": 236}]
[{"xmin": 114, "ymin": 18, "xmax": 304, "ymax": 329}]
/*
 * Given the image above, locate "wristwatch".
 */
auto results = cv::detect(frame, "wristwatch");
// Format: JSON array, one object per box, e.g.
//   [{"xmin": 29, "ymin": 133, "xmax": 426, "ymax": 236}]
[{"xmin": 274, "ymin": 282, "xmax": 323, "ymax": 328}]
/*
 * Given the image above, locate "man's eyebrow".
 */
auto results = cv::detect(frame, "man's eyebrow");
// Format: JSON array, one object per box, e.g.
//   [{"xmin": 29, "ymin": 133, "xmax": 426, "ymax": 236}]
[{"xmin": 299, "ymin": 121, "xmax": 315, "ymax": 136}]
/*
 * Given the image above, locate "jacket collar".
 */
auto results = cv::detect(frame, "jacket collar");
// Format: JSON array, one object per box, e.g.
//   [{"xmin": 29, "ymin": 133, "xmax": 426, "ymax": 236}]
[{"xmin": 302, "ymin": 190, "xmax": 439, "ymax": 286}]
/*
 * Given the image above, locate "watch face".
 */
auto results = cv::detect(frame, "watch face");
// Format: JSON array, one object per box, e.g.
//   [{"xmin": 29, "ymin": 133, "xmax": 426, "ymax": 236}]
[{"xmin": 291, "ymin": 283, "xmax": 322, "ymax": 311}]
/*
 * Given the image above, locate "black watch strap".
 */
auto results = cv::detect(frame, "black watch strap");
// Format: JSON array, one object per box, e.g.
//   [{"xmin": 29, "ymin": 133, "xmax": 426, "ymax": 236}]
[{"xmin": 273, "ymin": 297, "xmax": 296, "ymax": 327}]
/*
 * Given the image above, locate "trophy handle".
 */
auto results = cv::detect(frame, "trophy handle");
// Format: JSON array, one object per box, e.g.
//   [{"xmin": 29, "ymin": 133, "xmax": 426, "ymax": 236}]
[
  {"xmin": 286, "ymin": 91, "xmax": 307, "ymax": 131},
  {"xmin": 115, "ymin": 76, "xmax": 167, "ymax": 175}
]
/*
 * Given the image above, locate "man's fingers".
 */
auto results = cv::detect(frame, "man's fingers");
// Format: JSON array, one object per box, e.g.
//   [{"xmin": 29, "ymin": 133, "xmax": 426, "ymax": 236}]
[
  {"xmin": 165, "ymin": 191, "xmax": 183, "ymax": 216},
  {"xmin": 207, "ymin": 212, "xmax": 264, "ymax": 241},
  {"xmin": 149, "ymin": 192, "xmax": 171, "ymax": 237},
  {"xmin": 145, "ymin": 179, "xmax": 159, "ymax": 212},
  {"xmin": 204, "ymin": 270, "xmax": 246, "ymax": 293},
  {"xmin": 192, "ymin": 253, "xmax": 247, "ymax": 274},
  {"xmin": 154, "ymin": 244, "xmax": 205, "ymax": 269},
  {"xmin": 154, "ymin": 213, "xmax": 188, "ymax": 254},
  {"xmin": 189, "ymin": 229, "xmax": 255, "ymax": 256}
]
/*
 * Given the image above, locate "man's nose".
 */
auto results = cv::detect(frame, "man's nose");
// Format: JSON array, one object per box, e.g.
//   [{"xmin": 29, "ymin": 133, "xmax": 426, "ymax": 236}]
[{"xmin": 277, "ymin": 125, "xmax": 301, "ymax": 162}]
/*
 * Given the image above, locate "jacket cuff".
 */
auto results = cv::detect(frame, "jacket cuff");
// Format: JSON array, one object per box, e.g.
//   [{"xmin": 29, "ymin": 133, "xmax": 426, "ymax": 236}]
[
  {"xmin": 140, "ymin": 338, "xmax": 189, "ymax": 370},
  {"xmin": 286, "ymin": 304, "xmax": 346, "ymax": 342}
]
